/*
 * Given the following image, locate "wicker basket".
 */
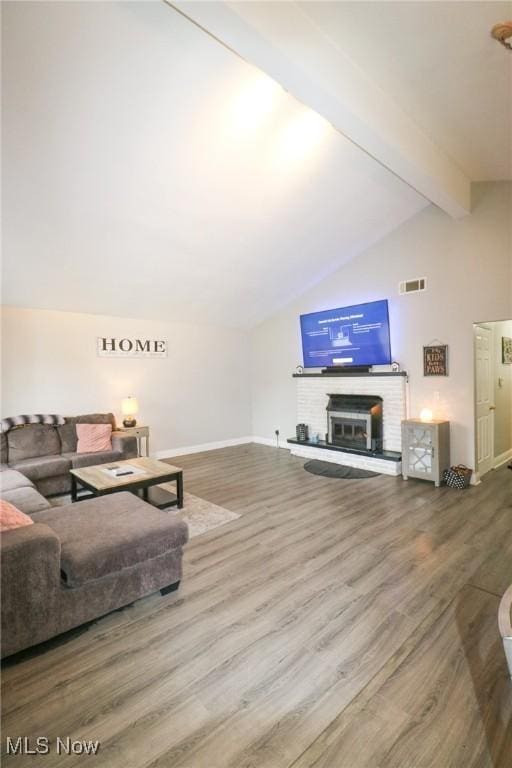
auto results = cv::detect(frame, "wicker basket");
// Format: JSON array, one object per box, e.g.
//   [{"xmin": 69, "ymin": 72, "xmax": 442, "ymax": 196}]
[{"xmin": 443, "ymin": 465, "xmax": 472, "ymax": 489}]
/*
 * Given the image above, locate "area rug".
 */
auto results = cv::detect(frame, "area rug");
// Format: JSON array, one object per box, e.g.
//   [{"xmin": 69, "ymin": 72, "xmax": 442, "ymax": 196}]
[
  {"xmin": 50, "ymin": 489, "xmax": 240, "ymax": 539},
  {"xmin": 159, "ymin": 486, "xmax": 240, "ymax": 538},
  {"xmin": 304, "ymin": 459, "xmax": 379, "ymax": 479}
]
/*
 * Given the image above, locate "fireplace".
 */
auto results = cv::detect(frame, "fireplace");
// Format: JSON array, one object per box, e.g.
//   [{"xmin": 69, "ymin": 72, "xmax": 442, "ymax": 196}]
[{"xmin": 326, "ymin": 394, "xmax": 383, "ymax": 452}]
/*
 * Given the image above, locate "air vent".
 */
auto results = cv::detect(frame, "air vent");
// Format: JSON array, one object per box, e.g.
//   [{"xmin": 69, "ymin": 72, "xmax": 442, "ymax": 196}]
[{"xmin": 399, "ymin": 277, "xmax": 427, "ymax": 295}]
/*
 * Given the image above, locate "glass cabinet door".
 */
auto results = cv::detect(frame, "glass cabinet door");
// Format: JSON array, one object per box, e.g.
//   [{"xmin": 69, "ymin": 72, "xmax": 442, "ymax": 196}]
[{"xmin": 406, "ymin": 426, "xmax": 433, "ymax": 476}]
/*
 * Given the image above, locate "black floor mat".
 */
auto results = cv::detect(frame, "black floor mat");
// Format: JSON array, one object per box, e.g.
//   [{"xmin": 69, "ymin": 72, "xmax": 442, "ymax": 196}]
[{"xmin": 304, "ymin": 459, "xmax": 379, "ymax": 479}]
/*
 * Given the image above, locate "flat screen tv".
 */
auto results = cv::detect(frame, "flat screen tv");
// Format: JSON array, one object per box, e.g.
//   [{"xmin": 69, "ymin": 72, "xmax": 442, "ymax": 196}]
[{"xmin": 300, "ymin": 299, "xmax": 391, "ymax": 368}]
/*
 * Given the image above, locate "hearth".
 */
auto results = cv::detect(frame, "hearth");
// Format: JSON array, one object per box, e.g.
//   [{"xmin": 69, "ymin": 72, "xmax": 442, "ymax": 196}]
[{"xmin": 326, "ymin": 394, "xmax": 383, "ymax": 452}]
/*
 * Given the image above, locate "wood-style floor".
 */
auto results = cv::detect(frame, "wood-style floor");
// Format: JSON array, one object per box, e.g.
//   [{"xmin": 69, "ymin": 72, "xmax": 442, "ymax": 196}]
[{"xmin": 2, "ymin": 444, "xmax": 512, "ymax": 767}]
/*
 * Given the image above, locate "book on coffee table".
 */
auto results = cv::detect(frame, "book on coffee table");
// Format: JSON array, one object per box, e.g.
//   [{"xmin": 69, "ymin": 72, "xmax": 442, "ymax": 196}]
[{"xmin": 101, "ymin": 464, "xmax": 147, "ymax": 478}]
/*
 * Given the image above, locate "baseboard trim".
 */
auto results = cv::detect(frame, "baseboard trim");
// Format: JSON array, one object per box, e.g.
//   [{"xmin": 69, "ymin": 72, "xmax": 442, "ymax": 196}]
[
  {"xmin": 494, "ymin": 448, "xmax": 512, "ymax": 469},
  {"xmin": 251, "ymin": 436, "xmax": 289, "ymax": 450},
  {"xmin": 155, "ymin": 436, "xmax": 253, "ymax": 459},
  {"xmin": 154, "ymin": 436, "xmax": 291, "ymax": 459},
  {"xmin": 473, "ymin": 448, "xmax": 512, "ymax": 483}
]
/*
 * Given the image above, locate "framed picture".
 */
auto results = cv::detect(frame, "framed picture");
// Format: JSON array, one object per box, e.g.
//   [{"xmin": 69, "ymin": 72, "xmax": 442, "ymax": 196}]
[
  {"xmin": 502, "ymin": 337, "xmax": 512, "ymax": 364},
  {"xmin": 423, "ymin": 344, "xmax": 448, "ymax": 376}
]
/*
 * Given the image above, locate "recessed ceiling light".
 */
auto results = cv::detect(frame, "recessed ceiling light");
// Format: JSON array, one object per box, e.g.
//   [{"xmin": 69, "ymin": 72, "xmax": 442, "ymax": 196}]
[{"xmin": 491, "ymin": 21, "xmax": 512, "ymax": 50}]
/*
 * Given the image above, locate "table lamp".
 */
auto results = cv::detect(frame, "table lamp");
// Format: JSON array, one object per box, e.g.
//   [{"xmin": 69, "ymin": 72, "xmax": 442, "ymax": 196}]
[
  {"xmin": 420, "ymin": 408, "xmax": 433, "ymax": 423},
  {"xmin": 121, "ymin": 396, "xmax": 139, "ymax": 428}
]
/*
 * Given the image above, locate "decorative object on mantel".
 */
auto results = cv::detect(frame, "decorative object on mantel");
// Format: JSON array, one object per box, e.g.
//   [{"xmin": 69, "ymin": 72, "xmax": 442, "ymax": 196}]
[
  {"xmin": 296, "ymin": 423, "xmax": 309, "ymax": 442},
  {"xmin": 296, "ymin": 364, "xmax": 304, "ymax": 375},
  {"xmin": 391, "ymin": 361, "xmax": 401, "ymax": 372},
  {"xmin": 502, "ymin": 337, "xmax": 512, "ymax": 364},
  {"xmin": 419, "ymin": 408, "xmax": 434, "ymax": 422},
  {"xmin": 121, "ymin": 396, "xmax": 139, "ymax": 427},
  {"xmin": 423, "ymin": 340, "xmax": 448, "ymax": 376}
]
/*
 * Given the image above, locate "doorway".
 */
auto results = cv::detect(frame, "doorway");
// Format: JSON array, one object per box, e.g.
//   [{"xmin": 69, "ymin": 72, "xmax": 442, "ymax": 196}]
[{"xmin": 474, "ymin": 320, "xmax": 512, "ymax": 479}]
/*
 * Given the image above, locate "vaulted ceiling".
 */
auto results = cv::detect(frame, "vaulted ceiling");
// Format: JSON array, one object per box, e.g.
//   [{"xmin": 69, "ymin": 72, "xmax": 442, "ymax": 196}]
[
  {"xmin": 297, "ymin": 0, "xmax": 512, "ymax": 182},
  {"xmin": 2, "ymin": 2, "xmax": 509, "ymax": 329}
]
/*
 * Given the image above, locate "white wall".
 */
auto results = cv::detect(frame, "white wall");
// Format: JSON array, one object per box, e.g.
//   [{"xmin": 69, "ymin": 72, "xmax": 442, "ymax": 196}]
[
  {"xmin": 493, "ymin": 319, "xmax": 512, "ymax": 461},
  {"xmin": 250, "ymin": 182, "xmax": 512, "ymax": 469},
  {"xmin": 2, "ymin": 184, "xmax": 511, "ymax": 468},
  {"xmin": 1, "ymin": 307, "xmax": 252, "ymax": 454}
]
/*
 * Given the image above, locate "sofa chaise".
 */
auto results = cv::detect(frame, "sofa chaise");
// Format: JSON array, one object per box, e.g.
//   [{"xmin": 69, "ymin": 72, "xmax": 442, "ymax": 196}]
[
  {"xmin": 0, "ymin": 413, "xmax": 188, "ymax": 658},
  {"xmin": 1, "ymin": 489, "xmax": 188, "ymax": 658}
]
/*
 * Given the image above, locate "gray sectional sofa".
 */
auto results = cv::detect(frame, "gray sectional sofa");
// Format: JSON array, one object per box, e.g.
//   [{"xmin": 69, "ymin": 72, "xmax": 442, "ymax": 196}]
[
  {"xmin": 1, "ymin": 487, "xmax": 188, "ymax": 658},
  {"xmin": 0, "ymin": 412, "xmax": 138, "ymax": 497},
  {"xmin": 0, "ymin": 414, "xmax": 189, "ymax": 658}
]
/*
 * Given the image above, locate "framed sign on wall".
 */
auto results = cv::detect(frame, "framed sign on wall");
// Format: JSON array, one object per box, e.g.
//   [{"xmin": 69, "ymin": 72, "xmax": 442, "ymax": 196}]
[
  {"xmin": 502, "ymin": 336, "xmax": 512, "ymax": 364},
  {"xmin": 97, "ymin": 337, "xmax": 167, "ymax": 358},
  {"xmin": 423, "ymin": 343, "xmax": 448, "ymax": 376}
]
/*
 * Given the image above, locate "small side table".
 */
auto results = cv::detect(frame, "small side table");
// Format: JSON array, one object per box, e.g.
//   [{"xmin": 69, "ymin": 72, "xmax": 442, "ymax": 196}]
[
  {"xmin": 401, "ymin": 419, "xmax": 450, "ymax": 487},
  {"xmin": 118, "ymin": 425, "xmax": 150, "ymax": 457}
]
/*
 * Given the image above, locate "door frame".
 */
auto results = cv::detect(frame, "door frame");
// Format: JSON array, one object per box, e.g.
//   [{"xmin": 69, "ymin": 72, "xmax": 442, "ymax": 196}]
[{"xmin": 473, "ymin": 323, "xmax": 495, "ymax": 483}]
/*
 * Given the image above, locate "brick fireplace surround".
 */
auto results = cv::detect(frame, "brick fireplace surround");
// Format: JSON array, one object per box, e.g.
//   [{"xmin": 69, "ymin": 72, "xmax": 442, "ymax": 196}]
[{"xmin": 288, "ymin": 372, "xmax": 407, "ymax": 476}]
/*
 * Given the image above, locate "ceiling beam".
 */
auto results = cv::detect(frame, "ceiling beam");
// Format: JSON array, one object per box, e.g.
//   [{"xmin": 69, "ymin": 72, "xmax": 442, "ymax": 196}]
[{"xmin": 170, "ymin": 0, "xmax": 471, "ymax": 218}]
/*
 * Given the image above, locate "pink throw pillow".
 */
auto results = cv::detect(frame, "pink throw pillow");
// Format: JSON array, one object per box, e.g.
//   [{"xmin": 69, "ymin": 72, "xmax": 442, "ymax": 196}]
[
  {"xmin": 0, "ymin": 499, "xmax": 34, "ymax": 532},
  {"xmin": 76, "ymin": 423, "xmax": 113, "ymax": 454}
]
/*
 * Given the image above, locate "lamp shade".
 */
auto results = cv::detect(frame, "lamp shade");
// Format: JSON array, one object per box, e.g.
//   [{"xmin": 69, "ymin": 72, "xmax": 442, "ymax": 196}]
[
  {"xmin": 420, "ymin": 408, "xmax": 433, "ymax": 422},
  {"xmin": 121, "ymin": 397, "xmax": 139, "ymax": 417}
]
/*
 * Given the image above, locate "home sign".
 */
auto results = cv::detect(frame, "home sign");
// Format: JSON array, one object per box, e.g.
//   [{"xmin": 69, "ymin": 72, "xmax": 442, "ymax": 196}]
[{"xmin": 97, "ymin": 337, "xmax": 167, "ymax": 358}]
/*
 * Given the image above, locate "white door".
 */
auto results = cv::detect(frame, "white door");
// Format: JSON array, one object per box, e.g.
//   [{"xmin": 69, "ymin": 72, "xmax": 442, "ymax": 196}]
[{"xmin": 474, "ymin": 325, "xmax": 494, "ymax": 477}]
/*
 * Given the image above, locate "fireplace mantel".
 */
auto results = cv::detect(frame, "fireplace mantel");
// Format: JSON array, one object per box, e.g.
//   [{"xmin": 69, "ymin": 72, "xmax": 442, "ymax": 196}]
[{"xmin": 292, "ymin": 371, "xmax": 407, "ymax": 378}]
